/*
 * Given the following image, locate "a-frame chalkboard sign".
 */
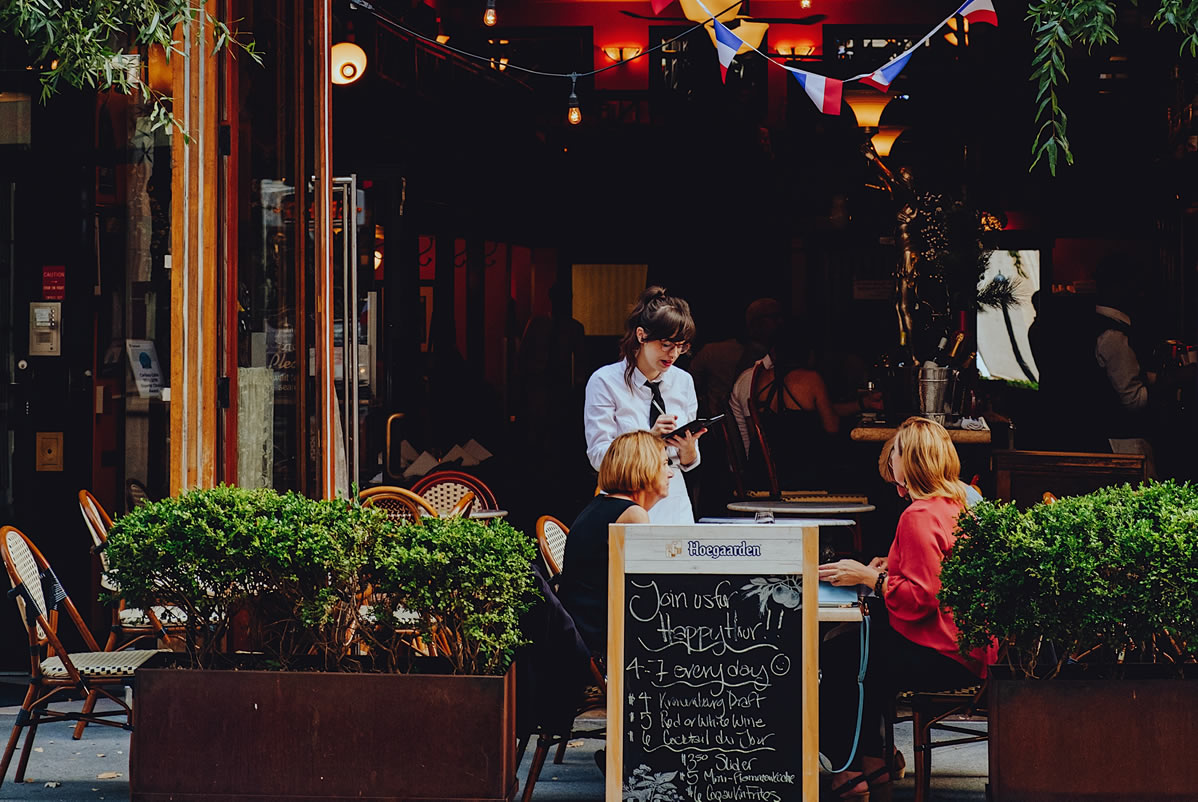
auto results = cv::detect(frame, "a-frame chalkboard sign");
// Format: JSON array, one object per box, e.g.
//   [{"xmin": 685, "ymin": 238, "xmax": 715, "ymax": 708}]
[{"xmin": 606, "ymin": 523, "xmax": 820, "ymax": 801}]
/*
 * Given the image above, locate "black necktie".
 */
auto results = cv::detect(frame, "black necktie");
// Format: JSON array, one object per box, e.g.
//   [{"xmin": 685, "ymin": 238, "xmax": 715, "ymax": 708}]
[{"xmin": 647, "ymin": 380, "xmax": 666, "ymax": 427}]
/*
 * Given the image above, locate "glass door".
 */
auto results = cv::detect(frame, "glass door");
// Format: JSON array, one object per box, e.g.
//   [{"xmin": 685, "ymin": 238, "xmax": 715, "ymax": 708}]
[{"xmin": 331, "ymin": 175, "xmax": 362, "ymax": 494}]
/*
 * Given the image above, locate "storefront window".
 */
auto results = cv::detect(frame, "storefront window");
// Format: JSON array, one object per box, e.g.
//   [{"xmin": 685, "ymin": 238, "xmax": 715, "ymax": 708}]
[{"xmin": 234, "ymin": 1, "xmax": 306, "ymax": 492}]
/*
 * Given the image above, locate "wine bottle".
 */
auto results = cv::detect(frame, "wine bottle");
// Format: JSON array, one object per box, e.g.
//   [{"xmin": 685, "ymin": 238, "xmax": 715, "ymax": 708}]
[
  {"xmin": 946, "ymin": 331, "xmax": 967, "ymax": 365},
  {"xmin": 926, "ymin": 336, "xmax": 950, "ymax": 367}
]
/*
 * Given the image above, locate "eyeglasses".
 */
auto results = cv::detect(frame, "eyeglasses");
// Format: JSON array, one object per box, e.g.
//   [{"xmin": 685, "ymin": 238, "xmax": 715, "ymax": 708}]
[{"xmin": 654, "ymin": 339, "xmax": 691, "ymax": 355}]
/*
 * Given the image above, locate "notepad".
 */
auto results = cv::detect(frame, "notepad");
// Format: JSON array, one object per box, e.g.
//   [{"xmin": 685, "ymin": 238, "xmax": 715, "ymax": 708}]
[{"xmin": 817, "ymin": 581, "xmax": 861, "ymax": 608}]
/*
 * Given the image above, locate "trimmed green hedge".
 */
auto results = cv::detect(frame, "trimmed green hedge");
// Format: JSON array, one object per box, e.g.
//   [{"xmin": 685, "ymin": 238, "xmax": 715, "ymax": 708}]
[
  {"xmin": 941, "ymin": 481, "xmax": 1198, "ymax": 678},
  {"xmin": 105, "ymin": 485, "xmax": 537, "ymax": 674}
]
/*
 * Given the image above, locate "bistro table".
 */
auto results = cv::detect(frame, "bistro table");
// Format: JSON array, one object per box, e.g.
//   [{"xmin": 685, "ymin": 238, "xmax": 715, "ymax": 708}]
[
  {"xmin": 723, "ymin": 502, "xmax": 876, "ymax": 554},
  {"xmin": 697, "ymin": 517, "xmax": 865, "ymax": 623},
  {"xmin": 468, "ymin": 508, "xmax": 509, "ymax": 520},
  {"xmin": 726, "ymin": 500, "xmax": 877, "ymax": 516}
]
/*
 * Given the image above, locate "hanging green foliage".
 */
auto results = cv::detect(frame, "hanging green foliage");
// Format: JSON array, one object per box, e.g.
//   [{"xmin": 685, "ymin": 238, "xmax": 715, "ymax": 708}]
[
  {"xmin": 0, "ymin": 0, "xmax": 259, "ymax": 138},
  {"xmin": 1029, "ymin": 0, "xmax": 1198, "ymax": 174}
]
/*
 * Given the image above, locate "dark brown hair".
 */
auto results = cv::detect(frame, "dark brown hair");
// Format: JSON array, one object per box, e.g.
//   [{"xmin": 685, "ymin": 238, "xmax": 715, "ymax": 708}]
[{"xmin": 619, "ymin": 286, "xmax": 696, "ymax": 386}]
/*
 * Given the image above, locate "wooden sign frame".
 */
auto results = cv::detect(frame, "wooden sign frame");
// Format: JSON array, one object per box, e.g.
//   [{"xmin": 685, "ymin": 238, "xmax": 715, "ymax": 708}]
[{"xmin": 606, "ymin": 523, "xmax": 820, "ymax": 801}]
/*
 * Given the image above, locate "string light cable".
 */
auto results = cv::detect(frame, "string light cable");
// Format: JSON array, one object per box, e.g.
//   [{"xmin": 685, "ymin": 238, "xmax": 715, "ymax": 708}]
[
  {"xmin": 347, "ymin": 0, "xmax": 729, "ymax": 79},
  {"xmin": 347, "ymin": 0, "xmax": 987, "ymax": 118},
  {"xmin": 691, "ymin": 0, "xmax": 953, "ymax": 84}
]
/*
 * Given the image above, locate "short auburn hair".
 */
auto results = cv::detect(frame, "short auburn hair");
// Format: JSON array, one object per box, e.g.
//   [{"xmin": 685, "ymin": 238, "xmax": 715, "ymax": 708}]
[
  {"xmin": 599, "ymin": 431, "xmax": 666, "ymax": 495},
  {"xmin": 893, "ymin": 416, "xmax": 968, "ymax": 506}
]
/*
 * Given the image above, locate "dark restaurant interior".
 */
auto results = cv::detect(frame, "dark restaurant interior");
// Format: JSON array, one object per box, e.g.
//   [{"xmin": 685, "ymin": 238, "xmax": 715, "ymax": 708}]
[{"xmin": 1, "ymin": 0, "xmax": 1197, "ymax": 665}]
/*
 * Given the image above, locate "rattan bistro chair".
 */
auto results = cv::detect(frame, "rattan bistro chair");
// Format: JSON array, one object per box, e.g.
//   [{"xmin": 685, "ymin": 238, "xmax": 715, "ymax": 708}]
[
  {"xmin": 447, "ymin": 491, "xmax": 477, "ymax": 518},
  {"xmin": 1, "ymin": 526, "xmax": 161, "ymax": 788},
  {"xmin": 535, "ymin": 516, "xmax": 569, "ymax": 579},
  {"xmin": 359, "ymin": 486, "xmax": 438, "ymax": 524},
  {"xmin": 79, "ymin": 490, "xmax": 186, "ymax": 651},
  {"xmin": 890, "ymin": 683, "xmax": 989, "ymax": 802},
  {"xmin": 411, "ymin": 471, "xmax": 498, "ymax": 517},
  {"xmin": 76, "ymin": 491, "xmax": 186, "ymax": 739}
]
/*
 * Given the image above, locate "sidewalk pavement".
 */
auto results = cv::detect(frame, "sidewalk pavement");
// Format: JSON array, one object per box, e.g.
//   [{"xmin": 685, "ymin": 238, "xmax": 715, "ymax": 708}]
[{"xmin": 0, "ymin": 700, "xmax": 987, "ymax": 800}]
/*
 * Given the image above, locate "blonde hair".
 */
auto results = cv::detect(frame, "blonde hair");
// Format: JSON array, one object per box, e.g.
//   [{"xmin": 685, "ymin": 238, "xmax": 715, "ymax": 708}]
[
  {"xmin": 893, "ymin": 417, "xmax": 968, "ymax": 506},
  {"xmin": 599, "ymin": 431, "xmax": 666, "ymax": 495}
]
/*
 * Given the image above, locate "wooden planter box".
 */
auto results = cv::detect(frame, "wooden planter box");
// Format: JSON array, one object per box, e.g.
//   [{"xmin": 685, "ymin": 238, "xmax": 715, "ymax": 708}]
[
  {"xmin": 989, "ymin": 679, "xmax": 1198, "ymax": 801},
  {"xmin": 130, "ymin": 665, "xmax": 517, "ymax": 801}
]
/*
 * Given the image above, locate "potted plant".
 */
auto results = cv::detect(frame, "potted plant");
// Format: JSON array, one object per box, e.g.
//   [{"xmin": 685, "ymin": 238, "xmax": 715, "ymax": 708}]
[
  {"xmin": 104, "ymin": 485, "xmax": 537, "ymax": 801},
  {"xmin": 940, "ymin": 480, "xmax": 1198, "ymax": 800}
]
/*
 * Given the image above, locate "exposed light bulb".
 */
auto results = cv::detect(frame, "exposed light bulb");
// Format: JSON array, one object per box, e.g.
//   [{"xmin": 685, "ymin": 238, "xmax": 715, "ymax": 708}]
[
  {"xmin": 331, "ymin": 42, "xmax": 367, "ymax": 85},
  {"xmin": 484, "ymin": 0, "xmax": 497, "ymax": 27},
  {"xmin": 567, "ymin": 92, "xmax": 582, "ymax": 125}
]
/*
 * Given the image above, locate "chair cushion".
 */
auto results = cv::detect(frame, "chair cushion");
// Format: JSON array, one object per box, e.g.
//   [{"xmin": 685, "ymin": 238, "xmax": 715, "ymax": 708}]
[
  {"xmin": 119, "ymin": 605, "xmax": 188, "ymax": 627},
  {"xmin": 359, "ymin": 604, "xmax": 421, "ymax": 627},
  {"xmin": 41, "ymin": 649, "xmax": 162, "ymax": 678}
]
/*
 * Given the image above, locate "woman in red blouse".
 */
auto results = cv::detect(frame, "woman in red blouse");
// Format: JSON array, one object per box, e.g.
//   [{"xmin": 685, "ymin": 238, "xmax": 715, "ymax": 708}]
[{"xmin": 818, "ymin": 417, "xmax": 998, "ymax": 801}]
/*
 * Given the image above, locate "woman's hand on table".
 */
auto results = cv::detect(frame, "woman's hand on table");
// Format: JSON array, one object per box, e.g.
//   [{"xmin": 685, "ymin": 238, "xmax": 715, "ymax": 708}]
[
  {"xmin": 665, "ymin": 427, "xmax": 705, "ymax": 467},
  {"xmin": 818, "ymin": 559, "xmax": 880, "ymax": 588}
]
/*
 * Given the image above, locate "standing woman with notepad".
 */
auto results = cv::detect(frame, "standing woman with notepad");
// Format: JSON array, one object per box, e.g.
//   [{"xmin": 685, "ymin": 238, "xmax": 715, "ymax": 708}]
[{"xmin": 584, "ymin": 287, "xmax": 705, "ymax": 524}]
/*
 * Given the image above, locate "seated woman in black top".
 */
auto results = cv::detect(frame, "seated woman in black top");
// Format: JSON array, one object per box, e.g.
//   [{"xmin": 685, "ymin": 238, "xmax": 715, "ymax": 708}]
[
  {"xmin": 557, "ymin": 431, "xmax": 673, "ymax": 655},
  {"xmin": 749, "ymin": 325, "xmax": 841, "ymax": 489}
]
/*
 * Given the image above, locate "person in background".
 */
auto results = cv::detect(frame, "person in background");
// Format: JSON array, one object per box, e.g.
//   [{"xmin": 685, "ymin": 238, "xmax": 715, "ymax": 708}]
[
  {"xmin": 1085, "ymin": 254, "xmax": 1182, "ymax": 475},
  {"xmin": 690, "ymin": 298, "xmax": 782, "ymax": 416},
  {"xmin": 818, "ymin": 417, "xmax": 997, "ymax": 800},
  {"xmin": 730, "ymin": 322, "xmax": 881, "ymax": 461},
  {"xmin": 739, "ymin": 323, "xmax": 840, "ymax": 489},
  {"xmin": 557, "ymin": 431, "xmax": 672, "ymax": 655},
  {"xmin": 583, "ymin": 287, "xmax": 704, "ymax": 524}
]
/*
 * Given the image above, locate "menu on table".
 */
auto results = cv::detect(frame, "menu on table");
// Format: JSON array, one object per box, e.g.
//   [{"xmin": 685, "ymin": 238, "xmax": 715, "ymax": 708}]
[{"xmin": 608, "ymin": 524, "xmax": 819, "ymax": 802}]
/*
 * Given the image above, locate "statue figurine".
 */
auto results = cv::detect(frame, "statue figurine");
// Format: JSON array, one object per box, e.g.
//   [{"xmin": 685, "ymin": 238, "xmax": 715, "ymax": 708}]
[{"xmin": 860, "ymin": 141, "xmax": 920, "ymax": 351}]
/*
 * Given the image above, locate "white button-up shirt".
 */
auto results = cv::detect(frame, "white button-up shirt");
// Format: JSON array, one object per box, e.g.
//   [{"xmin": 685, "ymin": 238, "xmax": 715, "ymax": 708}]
[
  {"xmin": 1095, "ymin": 305, "xmax": 1148, "ymax": 411},
  {"xmin": 583, "ymin": 359, "xmax": 700, "ymax": 524}
]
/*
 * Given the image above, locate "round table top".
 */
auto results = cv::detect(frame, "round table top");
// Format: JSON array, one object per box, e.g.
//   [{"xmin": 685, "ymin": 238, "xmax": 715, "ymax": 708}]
[
  {"xmin": 699, "ymin": 516, "xmax": 859, "ymax": 527},
  {"xmin": 726, "ymin": 500, "xmax": 876, "ymax": 515},
  {"xmin": 468, "ymin": 509, "xmax": 509, "ymax": 520}
]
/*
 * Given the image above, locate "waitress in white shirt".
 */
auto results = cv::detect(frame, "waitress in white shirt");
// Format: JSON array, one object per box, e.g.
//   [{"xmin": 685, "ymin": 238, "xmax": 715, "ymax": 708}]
[{"xmin": 584, "ymin": 286, "xmax": 705, "ymax": 523}]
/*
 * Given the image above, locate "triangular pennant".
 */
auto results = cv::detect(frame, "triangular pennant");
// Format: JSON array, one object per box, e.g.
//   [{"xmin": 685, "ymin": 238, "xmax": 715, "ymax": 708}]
[
  {"xmin": 650, "ymin": 0, "xmax": 674, "ymax": 14},
  {"xmin": 859, "ymin": 50, "xmax": 913, "ymax": 92},
  {"xmin": 791, "ymin": 70, "xmax": 843, "ymax": 115},
  {"xmin": 955, "ymin": 0, "xmax": 998, "ymax": 26},
  {"xmin": 712, "ymin": 19, "xmax": 743, "ymax": 83}
]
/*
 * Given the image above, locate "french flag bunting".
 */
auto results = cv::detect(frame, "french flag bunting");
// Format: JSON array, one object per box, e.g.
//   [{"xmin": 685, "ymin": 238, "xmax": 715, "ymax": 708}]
[
  {"xmin": 859, "ymin": 50, "xmax": 913, "ymax": 92},
  {"xmin": 792, "ymin": 70, "xmax": 843, "ymax": 115},
  {"xmin": 955, "ymin": 0, "xmax": 998, "ymax": 26},
  {"xmin": 650, "ymin": 0, "xmax": 673, "ymax": 14},
  {"xmin": 712, "ymin": 19, "xmax": 743, "ymax": 83}
]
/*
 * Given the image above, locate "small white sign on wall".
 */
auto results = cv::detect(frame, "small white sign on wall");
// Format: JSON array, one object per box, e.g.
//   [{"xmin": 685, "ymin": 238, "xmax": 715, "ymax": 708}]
[{"xmin": 126, "ymin": 339, "xmax": 164, "ymax": 399}]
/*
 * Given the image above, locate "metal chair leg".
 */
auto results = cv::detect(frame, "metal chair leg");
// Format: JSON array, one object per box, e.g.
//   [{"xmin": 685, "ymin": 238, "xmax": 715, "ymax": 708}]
[
  {"xmin": 521, "ymin": 734, "xmax": 553, "ymax": 802},
  {"xmin": 913, "ymin": 709, "xmax": 931, "ymax": 802},
  {"xmin": 73, "ymin": 689, "xmax": 99, "ymax": 740},
  {"xmin": 13, "ymin": 711, "xmax": 40, "ymax": 784},
  {"xmin": 0, "ymin": 686, "xmax": 34, "ymax": 788}
]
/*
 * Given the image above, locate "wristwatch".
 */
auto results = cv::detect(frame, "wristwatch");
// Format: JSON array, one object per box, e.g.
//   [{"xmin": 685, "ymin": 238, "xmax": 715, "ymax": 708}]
[{"xmin": 874, "ymin": 570, "xmax": 888, "ymax": 597}]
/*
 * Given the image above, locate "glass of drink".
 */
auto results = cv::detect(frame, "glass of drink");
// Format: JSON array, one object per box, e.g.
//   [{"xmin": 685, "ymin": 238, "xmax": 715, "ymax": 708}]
[{"xmin": 754, "ymin": 510, "xmax": 775, "ymax": 525}]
